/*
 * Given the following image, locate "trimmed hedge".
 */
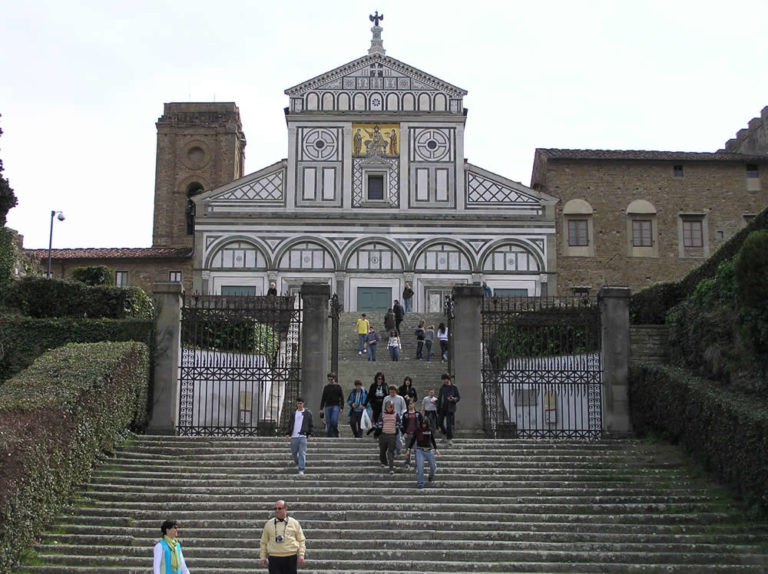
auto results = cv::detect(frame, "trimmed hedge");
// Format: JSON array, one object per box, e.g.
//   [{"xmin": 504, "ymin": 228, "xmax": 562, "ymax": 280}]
[
  {"xmin": 0, "ymin": 341, "xmax": 150, "ymax": 572},
  {"xmin": 630, "ymin": 205, "xmax": 768, "ymax": 324},
  {"xmin": 1, "ymin": 276, "xmax": 153, "ymax": 319},
  {"xmin": 0, "ymin": 316, "xmax": 153, "ymax": 383},
  {"xmin": 630, "ymin": 363, "xmax": 768, "ymax": 515}
]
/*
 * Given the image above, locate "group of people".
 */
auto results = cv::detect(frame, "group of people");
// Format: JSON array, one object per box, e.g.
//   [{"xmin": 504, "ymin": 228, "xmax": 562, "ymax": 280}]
[
  {"xmin": 357, "ymin": 310, "xmax": 449, "ymax": 363},
  {"xmin": 294, "ymin": 372, "xmax": 461, "ymax": 486}
]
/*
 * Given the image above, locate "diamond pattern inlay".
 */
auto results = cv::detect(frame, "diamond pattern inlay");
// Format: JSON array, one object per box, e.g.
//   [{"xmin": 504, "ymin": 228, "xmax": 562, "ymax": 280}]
[
  {"xmin": 217, "ymin": 172, "xmax": 284, "ymax": 202},
  {"xmin": 467, "ymin": 173, "xmax": 538, "ymax": 205}
]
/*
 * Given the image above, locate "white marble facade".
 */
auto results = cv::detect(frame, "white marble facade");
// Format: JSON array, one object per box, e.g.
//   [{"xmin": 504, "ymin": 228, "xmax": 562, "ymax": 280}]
[{"xmin": 192, "ymin": 24, "xmax": 557, "ymax": 311}]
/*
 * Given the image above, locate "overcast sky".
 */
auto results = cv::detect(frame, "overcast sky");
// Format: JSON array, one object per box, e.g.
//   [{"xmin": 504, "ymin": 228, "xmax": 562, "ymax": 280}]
[{"xmin": 2, "ymin": 0, "xmax": 767, "ymax": 249}]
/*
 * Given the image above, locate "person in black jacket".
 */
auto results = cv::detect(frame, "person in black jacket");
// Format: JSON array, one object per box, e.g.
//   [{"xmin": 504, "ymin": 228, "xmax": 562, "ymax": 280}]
[
  {"xmin": 405, "ymin": 417, "xmax": 440, "ymax": 488},
  {"xmin": 393, "ymin": 300, "xmax": 405, "ymax": 335},
  {"xmin": 285, "ymin": 398, "xmax": 313, "ymax": 476},
  {"xmin": 364, "ymin": 372, "xmax": 388, "ymax": 433},
  {"xmin": 319, "ymin": 372, "xmax": 345, "ymax": 437},
  {"xmin": 402, "ymin": 283, "xmax": 414, "ymax": 312}
]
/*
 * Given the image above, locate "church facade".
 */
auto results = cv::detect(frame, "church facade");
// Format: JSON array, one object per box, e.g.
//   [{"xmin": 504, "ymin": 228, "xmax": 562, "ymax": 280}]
[{"xmin": 180, "ymin": 24, "xmax": 557, "ymax": 311}]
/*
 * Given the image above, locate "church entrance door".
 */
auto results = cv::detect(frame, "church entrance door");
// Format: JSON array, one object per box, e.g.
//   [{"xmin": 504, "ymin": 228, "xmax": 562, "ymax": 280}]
[{"xmin": 357, "ymin": 286, "xmax": 391, "ymax": 311}]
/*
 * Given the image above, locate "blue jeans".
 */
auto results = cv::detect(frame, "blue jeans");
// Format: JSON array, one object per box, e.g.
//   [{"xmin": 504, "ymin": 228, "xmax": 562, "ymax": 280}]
[
  {"xmin": 404, "ymin": 298, "xmax": 412, "ymax": 312},
  {"xmin": 415, "ymin": 448, "xmax": 436, "ymax": 487},
  {"xmin": 358, "ymin": 333, "xmax": 367, "ymax": 353},
  {"xmin": 416, "ymin": 340, "xmax": 424, "ymax": 359},
  {"xmin": 389, "ymin": 347, "xmax": 400, "ymax": 361},
  {"xmin": 367, "ymin": 343, "xmax": 377, "ymax": 361},
  {"xmin": 290, "ymin": 436, "xmax": 307, "ymax": 471},
  {"xmin": 425, "ymin": 340, "xmax": 433, "ymax": 361},
  {"xmin": 324, "ymin": 405, "xmax": 340, "ymax": 437}
]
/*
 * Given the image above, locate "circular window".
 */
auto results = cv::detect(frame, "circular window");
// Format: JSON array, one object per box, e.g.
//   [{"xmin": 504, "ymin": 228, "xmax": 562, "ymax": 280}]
[{"xmin": 185, "ymin": 145, "xmax": 207, "ymax": 169}]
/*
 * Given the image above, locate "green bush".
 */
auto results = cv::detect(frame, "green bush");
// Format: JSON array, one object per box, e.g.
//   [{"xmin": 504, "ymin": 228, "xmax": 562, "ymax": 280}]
[
  {"xmin": 0, "ymin": 341, "xmax": 150, "ymax": 572},
  {"xmin": 630, "ymin": 364, "xmax": 768, "ymax": 516},
  {"xmin": 0, "ymin": 315, "xmax": 153, "ymax": 383},
  {"xmin": 0, "ymin": 227, "xmax": 14, "ymax": 292},
  {"xmin": 71, "ymin": 265, "xmax": 115, "ymax": 286},
  {"xmin": 1, "ymin": 276, "xmax": 153, "ymax": 319},
  {"xmin": 182, "ymin": 308, "xmax": 280, "ymax": 358}
]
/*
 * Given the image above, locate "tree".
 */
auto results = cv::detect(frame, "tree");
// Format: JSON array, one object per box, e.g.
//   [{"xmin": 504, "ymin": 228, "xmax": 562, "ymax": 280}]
[{"xmin": 0, "ymin": 116, "xmax": 19, "ymax": 226}]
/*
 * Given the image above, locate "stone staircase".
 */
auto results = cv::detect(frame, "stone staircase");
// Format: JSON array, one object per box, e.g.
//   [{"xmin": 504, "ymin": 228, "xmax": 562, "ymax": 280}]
[
  {"xmin": 16, "ymin": 435, "xmax": 768, "ymax": 573},
  {"xmin": 335, "ymin": 311, "xmax": 447, "ymax": 395}
]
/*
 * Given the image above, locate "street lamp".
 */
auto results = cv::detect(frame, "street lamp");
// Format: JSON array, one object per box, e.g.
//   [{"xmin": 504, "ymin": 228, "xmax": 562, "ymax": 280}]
[{"xmin": 47, "ymin": 210, "xmax": 65, "ymax": 278}]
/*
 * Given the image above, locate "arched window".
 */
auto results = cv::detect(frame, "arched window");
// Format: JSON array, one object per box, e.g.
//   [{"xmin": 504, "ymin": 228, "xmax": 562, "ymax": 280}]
[
  {"xmin": 186, "ymin": 182, "xmax": 204, "ymax": 235},
  {"xmin": 278, "ymin": 241, "xmax": 335, "ymax": 270},
  {"xmin": 414, "ymin": 243, "xmax": 471, "ymax": 272},
  {"xmin": 562, "ymin": 199, "xmax": 594, "ymax": 256},
  {"xmin": 348, "ymin": 242, "xmax": 403, "ymax": 271},
  {"xmin": 482, "ymin": 244, "xmax": 540, "ymax": 272},
  {"xmin": 626, "ymin": 199, "xmax": 658, "ymax": 257},
  {"xmin": 209, "ymin": 241, "xmax": 268, "ymax": 269}
]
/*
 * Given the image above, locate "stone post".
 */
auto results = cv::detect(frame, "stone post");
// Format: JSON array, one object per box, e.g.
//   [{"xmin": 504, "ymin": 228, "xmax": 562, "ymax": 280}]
[
  {"xmin": 148, "ymin": 282, "xmax": 183, "ymax": 434},
  {"xmin": 451, "ymin": 284, "xmax": 484, "ymax": 434},
  {"xmin": 301, "ymin": 283, "xmax": 331, "ymax": 416},
  {"xmin": 599, "ymin": 286, "xmax": 632, "ymax": 434}
]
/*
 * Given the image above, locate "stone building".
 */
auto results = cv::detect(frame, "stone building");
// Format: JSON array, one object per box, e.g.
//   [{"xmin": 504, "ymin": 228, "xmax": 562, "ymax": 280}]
[
  {"xmin": 30, "ymin": 24, "xmax": 768, "ymax": 301},
  {"xmin": 530, "ymin": 147, "xmax": 768, "ymax": 296},
  {"xmin": 185, "ymin": 22, "xmax": 558, "ymax": 310}
]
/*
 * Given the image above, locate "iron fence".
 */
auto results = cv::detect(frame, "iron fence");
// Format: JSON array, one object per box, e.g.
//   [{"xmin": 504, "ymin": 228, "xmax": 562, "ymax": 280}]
[
  {"xmin": 178, "ymin": 294, "xmax": 302, "ymax": 436},
  {"xmin": 481, "ymin": 296, "xmax": 602, "ymax": 439}
]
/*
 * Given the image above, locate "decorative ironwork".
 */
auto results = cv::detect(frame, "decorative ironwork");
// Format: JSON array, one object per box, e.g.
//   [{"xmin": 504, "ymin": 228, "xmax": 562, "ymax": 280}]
[
  {"xmin": 481, "ymin": 296, "xmax": 602, "ymax": 440},
  {"xmin": 178, "ymin": 294, "xmax": 302, "ymax": 437}
]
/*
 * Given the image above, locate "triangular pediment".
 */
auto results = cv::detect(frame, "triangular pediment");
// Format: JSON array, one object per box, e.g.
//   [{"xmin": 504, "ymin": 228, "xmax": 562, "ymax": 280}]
[
  {"xmin": 464, "ymin": 163, "xmax": 558, "ymax": 211},
  {"xmin": 197, "ymin": 160, "xmax": 287, "ymax": 210},
  {"xmin": 285, "ymin": 54, "xmax": 467, "ymax": 98}
]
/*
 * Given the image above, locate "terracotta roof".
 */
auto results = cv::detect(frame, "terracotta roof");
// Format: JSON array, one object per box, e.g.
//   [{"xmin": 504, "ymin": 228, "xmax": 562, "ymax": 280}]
[
  {"xmin": 535, "ymin": 148, "xmax": 768, "ymax": 162},
  {"xmin": 27, "ymin": 247, "xmax": 194, "ymax": 260}
]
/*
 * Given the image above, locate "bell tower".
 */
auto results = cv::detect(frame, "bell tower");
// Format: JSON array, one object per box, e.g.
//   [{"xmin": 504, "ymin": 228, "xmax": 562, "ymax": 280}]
[{"xmin": 152, "ymin": 102, "xmax": 246, "ymax": 248}]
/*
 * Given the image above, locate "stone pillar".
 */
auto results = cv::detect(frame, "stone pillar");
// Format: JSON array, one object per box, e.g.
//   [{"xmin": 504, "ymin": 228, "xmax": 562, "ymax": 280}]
[
  {"xmin": 301, "ymin": 283, "xmax": 331, "ymax": 416},
  {"xmin": 148, "ymin": 282, "xmax": 183, "ymax": 434},
  {"xmin": 451, "ymin": 284, "xmax": 484, "ymax": 434},
  {"xmin": 599, "ymin": 286, "xmax": 632, "ymax": 434}
]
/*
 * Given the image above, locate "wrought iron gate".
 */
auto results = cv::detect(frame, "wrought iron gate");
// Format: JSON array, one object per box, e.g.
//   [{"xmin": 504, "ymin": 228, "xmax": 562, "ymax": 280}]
[
  {"xmin": 178, "ymin": 294, "xmax": 302, "ymax": 436},
  {"xmin": 481, "ymin": 296, "xmax": 602, "ymax": 439}
]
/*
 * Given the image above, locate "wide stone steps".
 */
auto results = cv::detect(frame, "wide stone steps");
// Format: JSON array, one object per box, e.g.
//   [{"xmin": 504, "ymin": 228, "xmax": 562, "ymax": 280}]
[{"xmin": 15, "ymin": 436, "xmax": 768, "ymax": 573}]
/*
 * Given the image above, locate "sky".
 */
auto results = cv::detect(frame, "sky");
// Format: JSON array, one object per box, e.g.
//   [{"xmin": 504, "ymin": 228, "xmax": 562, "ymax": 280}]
[{"xmin": 2, "ymin": 0, "xmax": 767, "ymax": 249}]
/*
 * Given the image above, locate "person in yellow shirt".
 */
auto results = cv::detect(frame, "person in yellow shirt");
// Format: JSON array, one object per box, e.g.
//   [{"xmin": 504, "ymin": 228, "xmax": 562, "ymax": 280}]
[
  {"xmin": 260, "ymin": 500, "xmax": 306, "ymax": 573},
  {"xmin": 356, "ymin": 313, "xmax": 370, "ymax": 355}
]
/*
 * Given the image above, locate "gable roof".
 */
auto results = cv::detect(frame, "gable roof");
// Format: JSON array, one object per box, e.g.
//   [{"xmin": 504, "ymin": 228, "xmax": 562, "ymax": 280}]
[
  {"xmin": 27, "ymin": 247, "xmax": 193, "ymax": 260},
  {"xmin": 535, "ymin": 148, "xmax": 768, "ymax": 162},
  {"xmin": 284, "ymin": 53, "xmax": 467, "ymax": 98}
]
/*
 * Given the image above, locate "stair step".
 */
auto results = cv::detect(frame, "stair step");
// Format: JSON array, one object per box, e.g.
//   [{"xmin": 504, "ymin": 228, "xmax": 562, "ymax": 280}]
[{"xmin": 16, "ymin": 435, "xmax": 768, "ymax": 573}]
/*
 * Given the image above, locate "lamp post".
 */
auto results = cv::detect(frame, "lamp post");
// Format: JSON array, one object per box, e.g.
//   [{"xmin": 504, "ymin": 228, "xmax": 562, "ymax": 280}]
[{"xmin": 47, "ymin": 210, "xmax": 65, "ymax": 278}]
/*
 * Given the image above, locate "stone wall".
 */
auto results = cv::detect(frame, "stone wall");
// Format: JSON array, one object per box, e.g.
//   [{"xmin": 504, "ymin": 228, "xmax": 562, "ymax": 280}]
[
  {"xmin": 722, "ymin": 106, "xmax": 768, "ymax": 154},
  {"xmin": 532, "ymin": 154, "xmax": 768, "ymax": 295},
  {"xmin": 630, "ymin": 324, "xmax": 669, "ymax": 365}
]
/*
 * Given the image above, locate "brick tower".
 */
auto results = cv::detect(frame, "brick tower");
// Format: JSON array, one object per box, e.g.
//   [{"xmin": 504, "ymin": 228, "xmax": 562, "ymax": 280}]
[{"xmin": 152, "ymin": 102, "xmax": 246, "ymax": 248}]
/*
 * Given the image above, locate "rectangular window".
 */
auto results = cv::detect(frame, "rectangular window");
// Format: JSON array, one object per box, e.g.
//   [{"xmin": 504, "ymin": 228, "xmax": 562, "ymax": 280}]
[
  {"xmin": 302, "ymin": 168, "xmax": 316, "ymax": 200},
  {"xmin": 673, "ymin": 165, "xmax": 684, "ymax": 178},
  {"xmin": 115, "ymin": 271, "xmax": 128, "ymax": 287},
  {"xmin": 169, "ymin": 271, "xmax": 182, "ymax": 283},
  {"xmin": 682, "ymin": 220, "xmax": 703, "ymax": 248},
  {"xmin": 632, "ymin": 220, "xmax": 653, "ymax": 247},
  {"xmin": 746, "ymin": 164, "xmax": 759, "ymax": 178},
  {"xmin": 367, "ymin": 174, "xmax": 384, "ymax": 200},
  {"xmin": 568, "ymin": 219, "xmax": 589, "ymax": 246}
]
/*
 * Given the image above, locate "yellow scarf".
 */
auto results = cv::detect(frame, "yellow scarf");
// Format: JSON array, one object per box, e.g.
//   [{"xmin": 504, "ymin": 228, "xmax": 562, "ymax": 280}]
[{"xmin": 163, "ymin": 535, "xmax": 180, "ymax": 572}]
